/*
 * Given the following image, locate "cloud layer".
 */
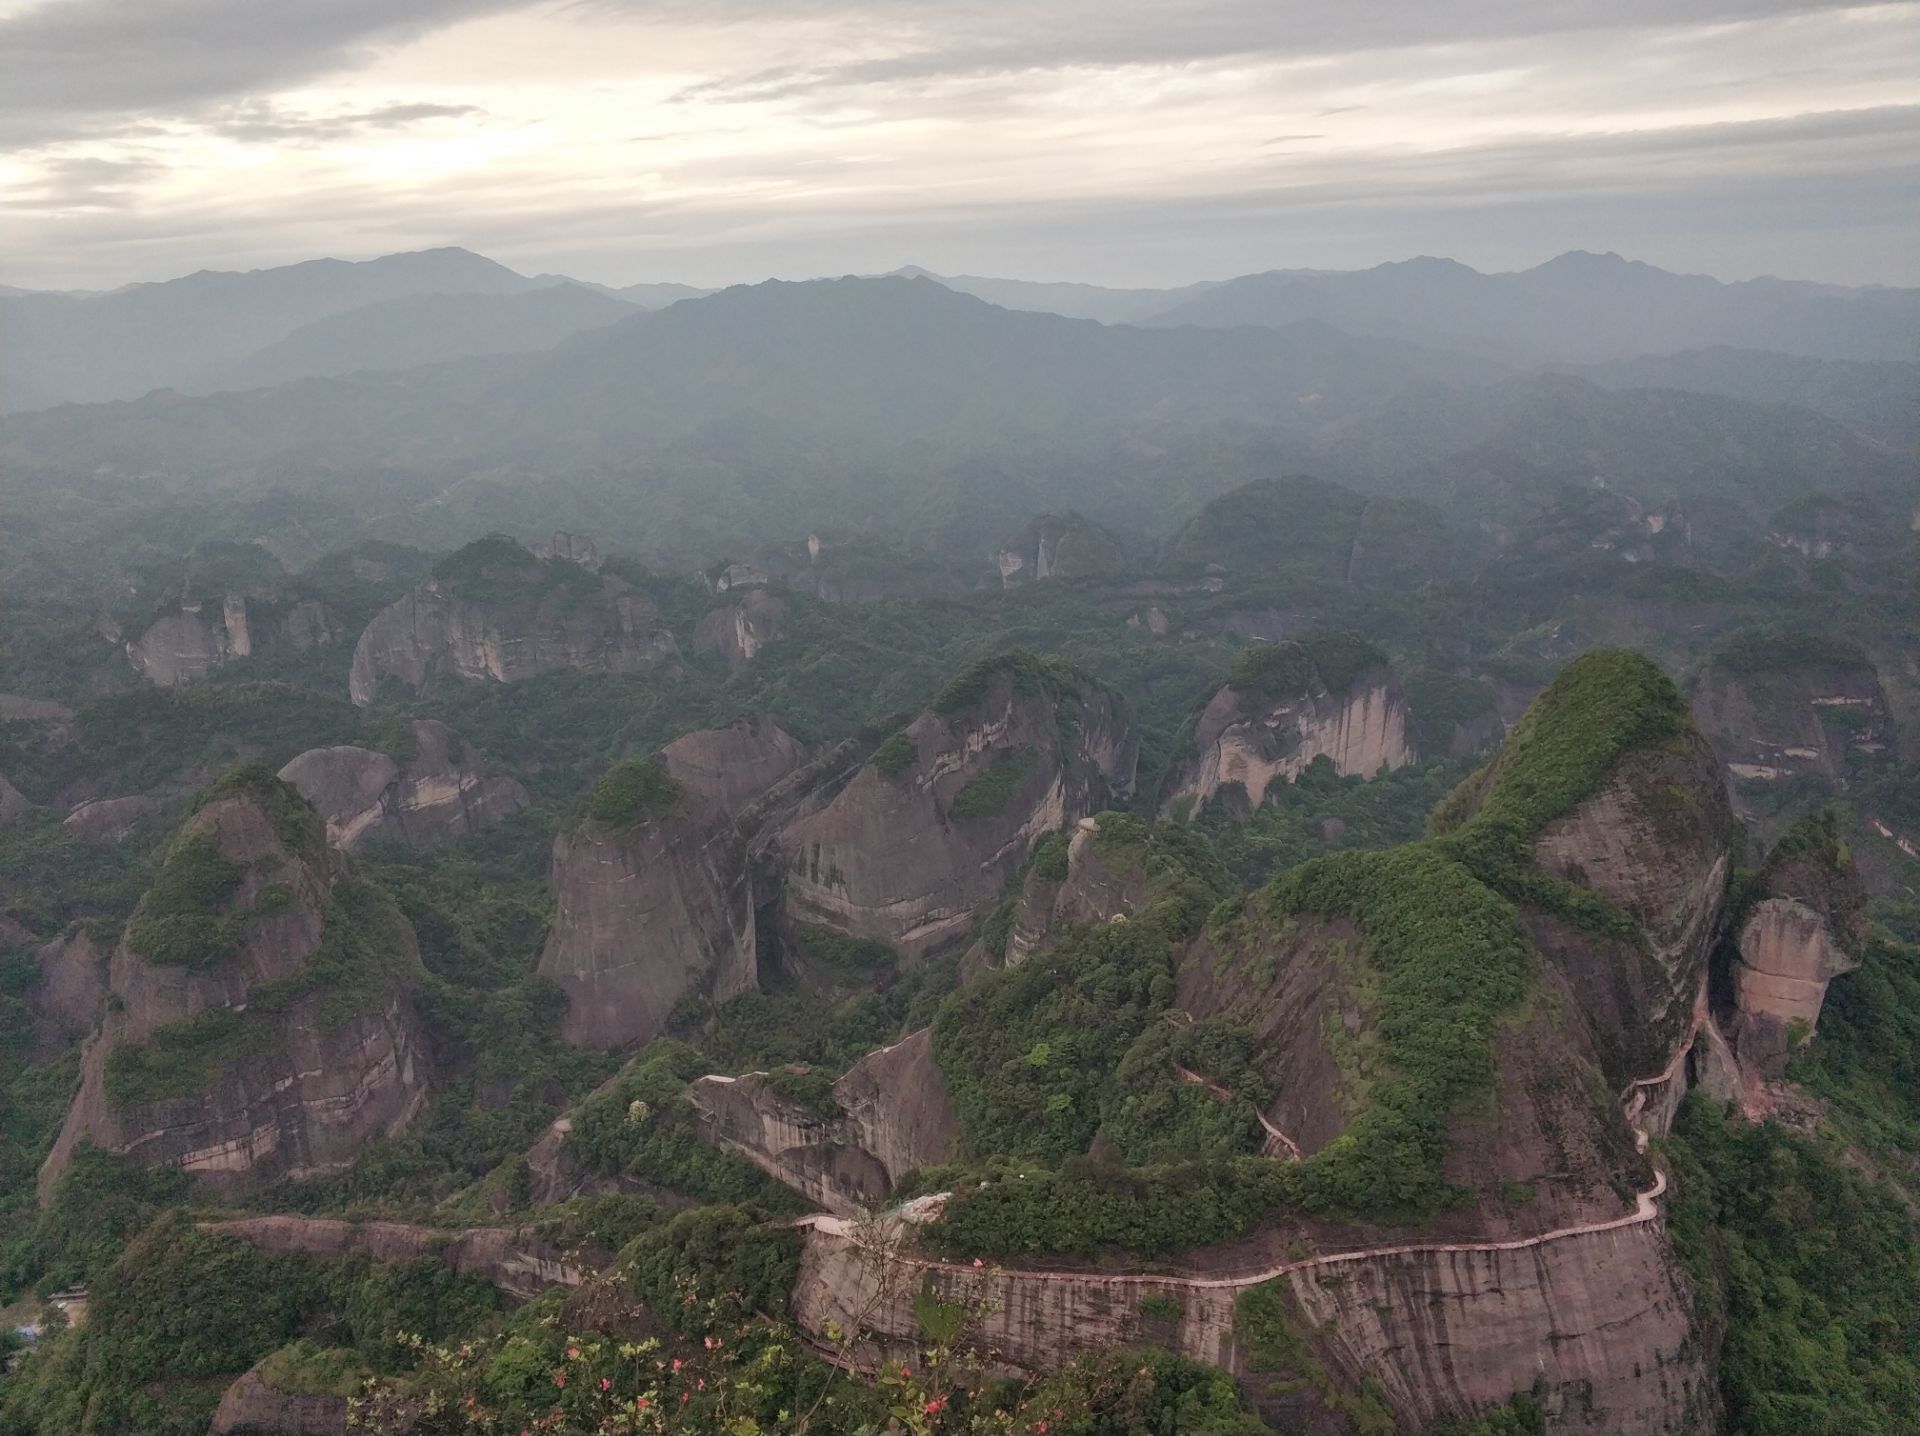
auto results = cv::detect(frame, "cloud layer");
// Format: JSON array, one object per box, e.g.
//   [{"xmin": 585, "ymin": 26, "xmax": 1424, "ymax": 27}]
[{"xmin": 0, "ymin": 0, "xmax": 1912, "ymax": 288}]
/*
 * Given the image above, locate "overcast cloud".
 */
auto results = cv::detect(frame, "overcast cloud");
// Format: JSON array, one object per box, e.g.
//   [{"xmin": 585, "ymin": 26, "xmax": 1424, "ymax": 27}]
[{"xmin": 0, "ymin": 0, "xmax": 1913, "ymax": 289}]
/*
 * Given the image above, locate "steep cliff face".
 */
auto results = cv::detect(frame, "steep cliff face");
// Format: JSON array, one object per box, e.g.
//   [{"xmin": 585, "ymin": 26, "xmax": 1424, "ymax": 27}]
[
  {"xmin": 1002, "ymin": 817, "xmax": 1148, "ymax": 967},
  {"xmin": 279, "ymin": 720, "xmax": 528, "ymax": 851},
  {"xmin": 61, "ymin": 794, "xmax": 164, "ymax": 844},
  {"xmin": 28, "ymin": 928, "xmax": 107, "ymax": 1064},
  {"xmin": 1690, "ymin": 633, "xmax": 1894, "ymax": 802},
  {"xmin": 537, "ymin": 717, "xmax": 809, "ymax": 1048},
  {"xmin": 996, "ymin": 512, "xmax": 1124, "ymax": 588},
  {"xmin": 688, "ymin": 1028, "xmax": 959, "ymax": 1215},
  {"xmin": 778, "ymin": 657, "xmax": 1137, "ymax": 958},
  {"xmin": 38, "ymin": 775, "xmax": 429, "ymax": 1199},
  {"xmin": 1161, "ymin": 640, "xmax": 1414, "ymax": 816},
  {"xmin": 125, "ymin": 594, "xmax": 343, "ymax": 688},
  {"xmin": 1715, "ymin": 815, "xmax": 1868, "ymax": 1090},
  {"xmin": 692, "ymin": 590, "xmax": 787, "ymax": 669},
  {"xmin": 347, "ymin": 535, "xmax": 676, "ymax": 704},
  {"xmin": 0, "ymin": 773, "xmax": 31, "ymax": 826},
  {"xmin": 210, "ymin": 1370, "xmax": 349, "ymax": 1436}
]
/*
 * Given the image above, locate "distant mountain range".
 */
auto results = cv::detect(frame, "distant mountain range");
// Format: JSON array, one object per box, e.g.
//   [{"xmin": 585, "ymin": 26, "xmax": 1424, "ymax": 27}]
[
  {"xmin": 3, "ymin": 246, "xmax": 1913, "ymax": 413},
  {"xmin": 4, "ymin": 270, "xmax": 1907, "ymax": 564}
]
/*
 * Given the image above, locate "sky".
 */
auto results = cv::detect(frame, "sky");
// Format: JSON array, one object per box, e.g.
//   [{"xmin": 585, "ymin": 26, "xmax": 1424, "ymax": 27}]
[{"xmin": 0, "ymin": 0, "xmax": 1915, "ymax": 292}]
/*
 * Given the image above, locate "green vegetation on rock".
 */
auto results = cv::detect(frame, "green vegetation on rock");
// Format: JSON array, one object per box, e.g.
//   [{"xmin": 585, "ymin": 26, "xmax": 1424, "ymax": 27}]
[
  {"xmin": 585, "ymin": 756, "xmax": 681, "ymax": 827},
  {"xmin": 948, "ymin": 749, "xmax": 1039, "ymax": 821}
]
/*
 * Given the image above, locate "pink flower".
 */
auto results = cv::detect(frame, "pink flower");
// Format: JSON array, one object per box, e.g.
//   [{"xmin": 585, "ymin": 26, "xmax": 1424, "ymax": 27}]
[
  {"xmin": 899, "ymin": 1367, "xmax": 912, "ymax": 1378},
  {"xmin": 972, "ymin": 1257, "xmax": 984, "ymax": 1268},
  {"xmin": 924, "ymin": 1396, "xmax": 947, "ymax": 1414},
  {"xmin": 599, "ymin": 1378, "xmax": 611, "ymax": 1392},
  {"xmin": 636, "ymin": 1397, "xmax": 649, "ymax": 1410},
  {"xmin": 670, "ymin": 1359, "xmax": 683, "ymax": 1374},
  {"xmin": 566, "ymin": 1347, "xmax": 580, "ymax": 1360},
  {"xmin": 553, "ymin": 1373, "xmax": 567, "ymax": 1389},
  {"xmin": 680, "ymin": 1393, "xmax": 690, "ymax": 1404},
  {"xmin": 696, "ymin": 1380, "xmax": 706, "ymax": 1392}
]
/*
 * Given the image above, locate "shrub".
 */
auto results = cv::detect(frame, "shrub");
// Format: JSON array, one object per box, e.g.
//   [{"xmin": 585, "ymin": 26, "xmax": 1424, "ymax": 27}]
[
  {"xmin": 869, "ymin": 729, "xmax": 918, "ymax": 779},
  {"xmin": 585, "ymin": 758, "xmax": 680, "ymax": 828},
  {"xmin": 948, "ymin": 750, "xmax": 1038, "ymax": 822}
]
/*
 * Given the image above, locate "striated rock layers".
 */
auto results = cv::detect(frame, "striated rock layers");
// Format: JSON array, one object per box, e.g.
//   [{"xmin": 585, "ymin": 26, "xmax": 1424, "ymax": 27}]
[
  {"xmin": 688, "ymin": 1028, "xmax": 960, "ymax": 1215},
  {"xmin": 39, "ymin": 778, "xmax": 429, "ymax": 1200},
  {"xmin": 781, "ymin": 659, "xmax": 1137, "ymax": 958},
  {"xmin": 348, "ymin": 534, "xmax": 676, "ymax": 704},
  {"xmin": 1689, "ymin": 635, "xmax": 1895, "ymax": 799},
  {"xmin": 537, "ymin": 717, "xmax": 811, "ymax": 1048},
  {"xmin": 996, "ymin": 512, "xmax": 1124, "ymax": 588},
  {"xmin": 126, "ymin": 595, "xmax": 341, "ymax": 688},
  {"xmin": 1160, "ymin": 644, "xmax": 1414, "ymax": 816},
  {"xmin": 279, "ymin": 719, "xmax": 528, "ymax": 851}
]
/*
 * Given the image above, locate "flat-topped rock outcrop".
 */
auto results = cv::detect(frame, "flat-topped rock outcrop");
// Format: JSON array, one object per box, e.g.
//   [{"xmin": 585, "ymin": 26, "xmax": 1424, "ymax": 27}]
[
  {"xmin": 348, "ymin": 533, "xmax": 676, "ymax": 704},
  {"xmin": 279, "ymin": 719, "xmax": 527, "ymax": 851}
]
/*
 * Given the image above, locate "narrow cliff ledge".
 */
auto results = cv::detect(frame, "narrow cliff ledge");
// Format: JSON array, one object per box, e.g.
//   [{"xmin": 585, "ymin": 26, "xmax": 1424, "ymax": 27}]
[
  {"xmin": 1159, "ymin": 634, "xmax": 1414, "ymax": 817},
  {"xmin": 279, "ymin": 719, "xmax": 528, "ymax": 851},
  {"xmin": 779, "ymin": 653, "xmax": 1138, "ymax": 958},
  {"xmin": 537, "ymin": 717, "xmax": 810, "ymax": 1048},
  {"xmin": 347, "ymin": 533, "xmax": 676, "ymax": 704},
  {"xmin": 38, "ymin": 769, "xmax": 430, "ymax": 1199}
]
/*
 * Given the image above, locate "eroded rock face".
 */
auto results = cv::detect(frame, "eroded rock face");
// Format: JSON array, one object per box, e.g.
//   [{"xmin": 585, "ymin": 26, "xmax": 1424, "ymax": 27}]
[
  {"xmin": 348, "ymin": 539, "xmax": 676, "ymax": 704},
  {"xmin": 1003, "ymin": 817, "xmax": 1146, "ymax": 967},
  {"xmin": 29, "ymin": 929, "xmax": 107, "ymax": 1063},
  {"xmin": 688, "ymin": 1028, "xmax": 959, "ymax": 1215},
  {"xmin": 211, "ymin": 1371, "xmax": 349, "ymax": 1436},
  {"xmin": 126, "ymin": 601, "xmax": 249, "ymax": 686},
  {"xmin": 1529, "ymin": 732, "xmax": 1735, "ymax": 1070},
  {"xmin": 693, "ymin": 590, "xmax": 788, "ymax": 669},
  {"xmin": 1160, "ymin": 669, "xmax": 1412, "ymax": 816},
  {"xmin": 39, "ymin": 785, "xmax": 429, "ymax": 1200},
  {"xmin": 778, "ymin": 666, "xmax": 1137, "ymax": 958},
  {"xmin": 1690, "ymin": 646, "xmax": 1894, "ymax": 799},
  {"xmin": 996, "ymin": 513, "xmax": 1124, "ymax": 588},
  {"xmin": 537, "ymin": 717, "xmax": 809, "ymax": 1048},
  {"xmin": 1719, "ymin": 826, "xmax": 1869, "ymax": 1085},
  {"xmin": 62, "ymin": 794, "xmax": 164, "ymax": 844},
  {"xmin": 202, "ymin": 1215, "xmax": 592, "ymax": 1302},
  {"xmin": 279, "ymin": 720, "xmax": 528, "ymax": 851}
]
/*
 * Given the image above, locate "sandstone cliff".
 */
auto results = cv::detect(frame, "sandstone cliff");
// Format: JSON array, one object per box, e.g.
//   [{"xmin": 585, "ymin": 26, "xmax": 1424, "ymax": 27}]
[
  {"xmin": 778, "ymin": 656, "xmax": 1137, "ymax": 957},
  {"xmin": 125, "ymin": 594, "xmax": 342, "ymax": 688},
  {"xmin": 347, "ymin": 534, "xmax": 676, "ymax": 704},
  {"xmin": 210, "ymin": 1370, "xmax": 350, "ymax": 1436},
  {"xmin": 537, "ymin": 717, "xmax": 809, "ymax": 1048},
  {"xmin": 39, "ymin": 774, "xmax": 429, "ymax": 1199},
  {"xmin": 996, "ymin": 512, "xmax": 1124, "ymax": 588},
  {"xmin": 1690, "ymin": 632, "xmax": 1894, "ymax": 806},
  {"xmin": 1160, "ymin": 639, "xmax": 1414, "ymax": 816},
  {"xmin": 999, "ymin": 816, "xmax": 1148, "ymax": 968},
  {"xmin": 692, "ymin": 589, "xmax": 787, "ymax": 669},
  {"xmin": 1711, "ymin": 813, "xmax": 1868, "ymax": 1094},
  {"xmin": 28, "ymin": 928, "xmax": 107, "ymax": 1064},
  {"xmin": 279, "ymin": 719, "xmax": 528, "ymax": 851},
  {"xmin": 0, "ymin": 773, "xmax": 31, "ymax": 826},
  {"xmin": 687, "ymin": 1028, "xmax": 959, "ymax": 1214},
  {"xmin": 61, "ymin": 794, "xmax": 165, "ymax": 844}
]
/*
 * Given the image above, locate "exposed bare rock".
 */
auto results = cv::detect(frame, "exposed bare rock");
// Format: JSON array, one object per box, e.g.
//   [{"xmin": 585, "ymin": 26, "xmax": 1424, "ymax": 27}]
[
  {"xmin": 1720, "ymin": 815, "xmax": 1869, "ymax": 1083},
  {"xmin": 793, "ymin": 1203, "xmax": 1706, "ymax": 1436},
  {"xmin": 61, "ymin": 794, "xmax": 164, "ymax": 844},
  {"xmin": 1004, "ymin": 817, "xmax": 1146, "ymax": 967},
  {"xmin": 279, "ymin": 720, "xmax": 528, "ymax": 851},
  {"xmin": 200, "ymin": 1215, "xmax": 592, "ymax": 1302},
  {"xmin": 1690, "ymin": 635, "xmax": 1894, "ymax": 806},
  {"xmin": 533, "ymin": 530, "xmax": 602, "ymax": 571},
  {"xmin": 688, "ymin": 1028, "xmax": 959, "ymax": 1215},
  {"xmin": 348, "ymin": 535, "xmax": 676, "ymax": 705},
  {"xmin": 210, "ymin": 1370, "xmax": 348, "ymax": 1436},
  {"xmin": 1529, "ymin": 732, "xmax": 1735, "ymax": 1069},
  {"xmin": 29, "ymin": 928, "xmax": 107, "ymax": 1063},
  {"xmin": 779, "ymin": 658, "xmax": 1136, "ymax": 958},
  {"xmin": 281, "ymin": 599, "xmax": 336, "ymax": 651},
  {"xmin": 0, "ymin": 773, "xmax": 31, "ymax": 826},
  {"xmin": 538, "ymin": 717, "xmax": 809, "ymax": 1048},
  {"xmin": 1160, "ymin": 644, "xmax": 1413, "ymax": 816},
  {"xmin": 39, "ymin": 778, "xmax": 429, "ymax": 1199},
  {"xmin": 693, "ymin": 590, "xmax": 788, "ymax": 669},
  {"xmin": 996, "ymin": 512, "xmax": 1123, "ymax": 588},
  {"xmin": 125, "ymin": 598, "xmax": 251, "ymax": 686}
]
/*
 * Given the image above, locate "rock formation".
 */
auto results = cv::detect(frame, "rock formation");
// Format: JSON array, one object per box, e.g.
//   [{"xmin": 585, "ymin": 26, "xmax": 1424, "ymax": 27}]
[
  {"xmin": 28, "ymin": 928, "xmax": 107, "ymax": 1063},
  {"xmin": 692, "ymin": 589, "xmax": 787, "ymax": 669},
  {"xmin": 210, "ymin": 1370, "xmax": 350, "ymax": 1436},
  {"xmin": 347, "ymin": 534, "xmax": 676, "ymax": 704},
  {"xmin": 278, "ymin": 720, "xmax": 528, "ymax": 851},
  {"xmin": 996, "ymin": 512, "xmax": 1124, "ymax": 587},
  {"xmin": 126, "ymin": 597, "xmax": 253, "ymax": 686},
  {"xmin": 1713, "ymin": 814, "xmax": 1868, "ymax": 1089},
  {"xmin": 1690, "ymin": 633, "xmax": 1894, "ymax": 804},
  {"xmin": 61, "ymin": 794, "xmax": 164, "ymax": 844},
  {"xmin": 0, "ymin": 773, "xmax": 31, "ymax": 826},
  {"xmin": 998, "ymin": 816, "xmax": 1147, "ymax": 968},
  {"xmin": 1159, "ymin": 639, "xmax": 1413, "ymax": 816},
  {"xmin": 779, "ymin": 656, "xmax": 1137, "ymax": 958},
  {"xmin": 688, "ymin": 1028, "xmax": 959, "ymax": 1215},
  {"xmin": 39, "ymin": 774, "xmax": 429, "ymax": 1199},
  {"xmin": 537, "ymin": 717, "xmax": 810, "ymax": 1048}
]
